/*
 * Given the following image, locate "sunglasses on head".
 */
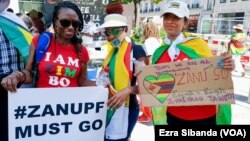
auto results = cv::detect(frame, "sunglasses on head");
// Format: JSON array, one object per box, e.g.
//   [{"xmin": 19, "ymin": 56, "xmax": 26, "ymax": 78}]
[
  {"xmin": 59, "ymin": 19, "xmax": 81, "ymax": 28},
  {"xmin": 104, "ymin": 28, "xmax": 125, "ymax": 36}
]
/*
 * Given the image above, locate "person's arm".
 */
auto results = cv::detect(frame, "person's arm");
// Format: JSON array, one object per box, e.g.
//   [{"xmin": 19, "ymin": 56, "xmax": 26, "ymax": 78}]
[
  {"xmin": 108, "ymin": 54, "xmax": 147, "ymax": 109},
  {"xmin": 1, "ymin": 42, "xmax": 35, "ymax": 92},
  {"xmin": 23, "ymin": 42, "xmax": 36, "ymax": 83},
  {"xmin": 78, "ymin": 46, "xmax": 96, "ymax": 86},
  {"xmin": 108, "ymin": 85, "xmax": 138, "ymax": 109},
  {"xmin": 137, "ymin": 55, "xmax": 149, "ymax": 65}
]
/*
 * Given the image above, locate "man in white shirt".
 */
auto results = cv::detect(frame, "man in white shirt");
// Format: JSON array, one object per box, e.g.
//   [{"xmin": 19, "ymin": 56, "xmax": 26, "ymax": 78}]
[{"xmin": 82, "ymin": 14, "xmax": 98, "ymax": 47}]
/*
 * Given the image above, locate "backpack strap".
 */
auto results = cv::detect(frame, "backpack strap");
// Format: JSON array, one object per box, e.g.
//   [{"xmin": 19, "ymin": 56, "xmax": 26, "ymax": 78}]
[
  {"xmin": 35, "ymin": 32, "xmax": 52, "ymax": 63},
  {"xmin": 33, "ymin": 31, "xmax": 52, "ymax": 87}
]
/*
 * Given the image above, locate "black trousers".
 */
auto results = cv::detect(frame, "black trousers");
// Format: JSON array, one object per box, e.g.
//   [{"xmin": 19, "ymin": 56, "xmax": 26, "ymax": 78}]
[
  {"xmin": 167, "ymin": 111, "xmax": 216, "ymax": 125},
  {"xmin": 0, "ymin": 84, "xmax": 8, "ymax": 141}
]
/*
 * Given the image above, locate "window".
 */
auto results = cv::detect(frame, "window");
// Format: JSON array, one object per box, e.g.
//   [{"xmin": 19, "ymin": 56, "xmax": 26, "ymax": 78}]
[
  {"xmin": 217, "ymin": 12, "xmax": 244, "ymax": 34},
  {"xmin": 230, "ymin": 0, "xmax": 237, "ymax": 2},
  {"xmin": 191, "ymin": 0, "xmax": 199, "ymax": 9},
  {"xmin": 149, "ymin": 2, "xmax": 154, "ymax": 12},
  {"xmin": 207, "ymin": 0, "xmax": 212, "ymax": 10},
  {"xmin": 220, "ymin": 0, "xmax": 226, "ymax": 3},
  {"xmin": 154, "ymin": 4, "xmax": 160, "ymax": 12},
  {"xmin": 144, "ymin": 3, "xmax": 148, "ymax": 13},
  {"xmin": 19, "ymin": 0, "xmax": 43, "ymax": 14},
  {"xmin": 140, "ymin": 4, "xmax": 143, "ymax": 13},
  {"xmin": 191, "ymin": 3, "xmax": 199, "ymax": 8}
]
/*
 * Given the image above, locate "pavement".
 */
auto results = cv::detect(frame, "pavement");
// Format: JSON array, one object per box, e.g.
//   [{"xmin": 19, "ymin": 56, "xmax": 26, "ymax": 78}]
[{"xmin": 130, "ymin": 74, "xmax": 250, "ymax": 141}]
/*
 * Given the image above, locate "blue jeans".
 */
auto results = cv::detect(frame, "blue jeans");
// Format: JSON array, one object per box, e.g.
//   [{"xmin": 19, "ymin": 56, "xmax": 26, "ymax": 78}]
[{"xmin": 104, "ymin": 104, "xmax": 139, "ymax": 141}]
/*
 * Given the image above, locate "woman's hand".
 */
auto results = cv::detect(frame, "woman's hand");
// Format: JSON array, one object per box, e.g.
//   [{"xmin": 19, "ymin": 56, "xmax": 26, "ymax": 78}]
[
  {"xmin": 219, "ymin": 53, "xmax": 235, "ymax": 71},
  {"xmin": 108, "ymin": 87, "xmax": 132, "ymax": 109},
  {"xmin": 1, "ymin": 71, "xmax": 24, "ymax": 93}
]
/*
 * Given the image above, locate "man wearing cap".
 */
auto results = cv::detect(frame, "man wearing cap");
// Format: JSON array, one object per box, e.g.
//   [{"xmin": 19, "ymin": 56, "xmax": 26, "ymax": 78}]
[
  {"xmin": 0, "ymin": 0, "xmax": 32, "ymax": 140},
  {"xmin": 150, "ymin": 0, "xmax": 234, "ymax": 125},
  {"xmin": 97, "ymin": 2, "xmax": 147, "ymax": 141},
  {"xmin": 229, "ymin": 24, "xmax": 247, "ymax": 77}
]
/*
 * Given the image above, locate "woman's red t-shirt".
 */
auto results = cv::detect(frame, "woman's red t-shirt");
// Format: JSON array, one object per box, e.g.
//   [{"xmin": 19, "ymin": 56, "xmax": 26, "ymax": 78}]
[{"xmin": 32, "ymin": 35, "xmax": 89, "ymax": 88}]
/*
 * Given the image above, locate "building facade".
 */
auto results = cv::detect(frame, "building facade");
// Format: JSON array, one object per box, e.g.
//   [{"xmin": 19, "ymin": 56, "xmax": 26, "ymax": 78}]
[
  {"xmin": 7, "ymin": 0, "xmax": 250, "ymax": 35},
  {"xmin": 139, "ymin": 0, "xmax": 212, "ymax": 33},
  {"xmin": 8, "ymin": 0, "xmax": 111, "ymax": 28},
  {"xmin": 212, "ymin": 0, "xmax": 250, "ymax": 34},
  {"xmin": 139, "ymin": 0, "xmax": 250, "ymax": 34}
]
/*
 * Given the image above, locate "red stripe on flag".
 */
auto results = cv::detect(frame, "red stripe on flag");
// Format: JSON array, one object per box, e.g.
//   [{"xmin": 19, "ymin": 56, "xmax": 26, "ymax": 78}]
[{"xmin": 124, "ymin": 42, "xmax": 132, "ymax": 80}]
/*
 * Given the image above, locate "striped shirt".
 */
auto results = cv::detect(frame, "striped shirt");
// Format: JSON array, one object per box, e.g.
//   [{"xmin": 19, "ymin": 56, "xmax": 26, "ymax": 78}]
[{"xmin": 0, "ymin": 28, "xmax": 24, "ymax": 76}]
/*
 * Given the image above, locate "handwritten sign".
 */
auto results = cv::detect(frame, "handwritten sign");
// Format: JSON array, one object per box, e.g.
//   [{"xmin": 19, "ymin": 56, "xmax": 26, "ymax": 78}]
[
  {"xmin": 8, "ymin": 87, "xmax": 108, "ymax": 141},
  {"xmin": 137, "ymin": 56, "xmax": 234, "ymax": 106}
]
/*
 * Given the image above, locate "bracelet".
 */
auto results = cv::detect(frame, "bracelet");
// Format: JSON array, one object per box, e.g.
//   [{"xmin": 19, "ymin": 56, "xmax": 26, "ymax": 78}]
[{"xmin": 20, "ymin": 71, "xmax": 26, "ymax": 83}]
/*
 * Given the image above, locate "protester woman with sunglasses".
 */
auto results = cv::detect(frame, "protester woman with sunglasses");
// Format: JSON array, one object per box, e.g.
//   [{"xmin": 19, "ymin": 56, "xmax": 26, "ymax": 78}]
[
  {"xmin": 97, "ymin": 2, "xmax": 147, "ymax": 141},
  {"xmin": 2, "ymin": 1, "xmax": 95, "ymax": 92}
]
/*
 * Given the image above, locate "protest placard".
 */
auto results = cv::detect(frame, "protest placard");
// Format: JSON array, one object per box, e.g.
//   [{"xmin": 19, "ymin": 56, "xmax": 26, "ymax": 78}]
[
  {"xmin": 137, "ymin": 56, "xmax": 234, "ymax": 106},
  {"xmin": 8, "ymin": 87, "xmax": 108, "ymax": 141}
]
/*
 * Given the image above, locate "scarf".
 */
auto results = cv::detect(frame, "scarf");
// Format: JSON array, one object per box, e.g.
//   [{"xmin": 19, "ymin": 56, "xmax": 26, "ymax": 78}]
[
  {"xmin": 103, "ymin": 38, "xmax": 133, "ymax": 92},
  {"xmin": 103, "ymin": 37, "xmax": 133, "ymax": 139},
  {"xmin": 152, "ymin": 32, "xmax": 212, "ymax": 64}
]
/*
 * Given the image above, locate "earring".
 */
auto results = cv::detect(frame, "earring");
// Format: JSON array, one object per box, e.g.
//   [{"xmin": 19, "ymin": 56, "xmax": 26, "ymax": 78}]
[
  {"xmin": 74, "ymin": 32, "xmax": 82, "ymax": 44},
  {"xmin": 76, "ymin": 32, "xmax": 82, "ymax": 39}
]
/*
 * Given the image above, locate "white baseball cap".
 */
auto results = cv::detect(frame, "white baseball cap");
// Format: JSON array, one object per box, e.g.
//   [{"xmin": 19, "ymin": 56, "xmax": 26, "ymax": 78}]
[
  {"xmin": 97, "ymin": 14, "xmax": 127, "ymax": 31},
  {"xmin": 161, "ymin": 0, "xmax": 189, "ymax": 19}
]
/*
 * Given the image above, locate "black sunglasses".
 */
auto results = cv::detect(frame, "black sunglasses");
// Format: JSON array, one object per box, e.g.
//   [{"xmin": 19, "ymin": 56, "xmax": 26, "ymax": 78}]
[{"xmin": 59, "ymin": 19, "xmax": 81, "ymax": 28}]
